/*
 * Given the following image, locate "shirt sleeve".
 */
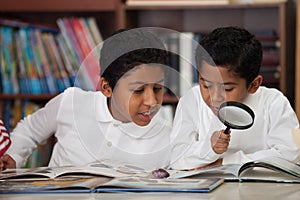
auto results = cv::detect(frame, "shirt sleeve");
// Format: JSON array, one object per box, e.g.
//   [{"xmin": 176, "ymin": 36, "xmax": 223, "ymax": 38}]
[
  {"xmin": 170, "ymin": 88, "xmax": 219, "ymax": 170},
  {"xmin": 6, "ymin": 93, "xmax": 63, "ymax": 168},
  {"xmin": 223, "ymin": 91, "xmax": 299, "ymax": 165}
]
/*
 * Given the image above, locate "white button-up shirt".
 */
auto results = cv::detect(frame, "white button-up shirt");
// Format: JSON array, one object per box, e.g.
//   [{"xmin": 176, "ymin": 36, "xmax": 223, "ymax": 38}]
[
  {"xmin": 170, "ymin": 86, "xmax": 299, "ymax": 170},
  {"xmin": 7, "ymin": 87, "xmax": 172, "ymax": 170}
]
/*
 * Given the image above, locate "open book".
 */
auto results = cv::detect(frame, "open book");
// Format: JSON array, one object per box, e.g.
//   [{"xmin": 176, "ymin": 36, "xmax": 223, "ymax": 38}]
[
  {"xmin": 169, "ymin": 157, "xmax": 300, "ymax": 183},
  {"xmin": 0, "ymin": 161, "xmax": 149, "ymax": 181},
  {"xmin": 0, "ymin": 176, "xmax": 224, "ymax": 194}
]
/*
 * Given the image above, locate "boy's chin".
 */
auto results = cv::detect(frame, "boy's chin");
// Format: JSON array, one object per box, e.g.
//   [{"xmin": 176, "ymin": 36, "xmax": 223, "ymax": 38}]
[
  {"xmin": 134, "ymin": 121, "xmax": 151, "ymax": 126},
  {"xmin": 210, "ymin": 106, "xmax": 219, "ymax": 116}
]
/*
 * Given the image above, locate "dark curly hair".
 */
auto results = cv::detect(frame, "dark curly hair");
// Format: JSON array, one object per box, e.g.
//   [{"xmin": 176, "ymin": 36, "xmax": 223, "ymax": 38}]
[
  {"xmin": 196, "ymin": 26, "xmax": 262, "ymax": 87},
  {"xmin": 100, "ymin": 29, "xmax": 169, "ymax": 90}
]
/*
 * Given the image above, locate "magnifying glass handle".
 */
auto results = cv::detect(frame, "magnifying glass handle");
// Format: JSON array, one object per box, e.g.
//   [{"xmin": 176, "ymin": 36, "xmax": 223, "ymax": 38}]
[{"xmin": 224, "ymin": 127, "xmax": 230, "ymax": 134}]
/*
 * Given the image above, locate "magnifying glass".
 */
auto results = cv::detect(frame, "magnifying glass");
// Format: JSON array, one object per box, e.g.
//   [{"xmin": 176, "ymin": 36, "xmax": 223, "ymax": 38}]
[{"xmin": 217, "ymin": 101, "xmax": 255, "ymax": 134}]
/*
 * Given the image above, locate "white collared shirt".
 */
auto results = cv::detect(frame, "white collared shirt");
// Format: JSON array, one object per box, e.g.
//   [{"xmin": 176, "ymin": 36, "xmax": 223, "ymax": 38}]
[
  {"xmin": 170, "ymin": 86, "xmax": 299, "ymax": 170},
  {"xmin": 7, "ymin": 87, "xmax": 171, "ymax": 170}
]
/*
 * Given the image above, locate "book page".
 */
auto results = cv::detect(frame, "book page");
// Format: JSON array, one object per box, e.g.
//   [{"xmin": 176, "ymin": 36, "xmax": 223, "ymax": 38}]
[
  {"xmin": 239, "ymin": 167, "xmax": 300, "ymax": 183},
  {"xmin": 0, "ymin": 167, "xmax": 56, "ymax": 180},
  {"xmin": 239, "ymin": 157, "xmax": 300, "ymax": 179},
  {"xmin": 0, "ymin": 161, "xmax": 150, "ymax": 181},
  {"xmin": 168, "ymin": 165, "xmax": 241, "ymax": 179}
]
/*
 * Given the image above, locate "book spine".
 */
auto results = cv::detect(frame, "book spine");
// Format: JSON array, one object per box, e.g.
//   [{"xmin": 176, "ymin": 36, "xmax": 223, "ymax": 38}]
[
  {"xmin": 14, "ymin": 31, "xmax": 30, "ymax": 94},
  {"xmin": 46, "ymin": 33, "xmax": 71, "ymax": 90},
  {"xmin": 19, "ymin": 28, "xmax": 41, "ymax": 94},
  {"xmin": 29, "ymin": 29, "xmax": 48, "ymax": 94},
  {"xmin": 42, "ymin": 33, "xmax": 65, "ymax": 93},
  {"xmin": 34, "ymin": 29, "xmax": 58, "ymax": 94},
  {"xmin": 1, "ymin": 27, "xmax": 14, "ymax": 94},
  {"xmin": 86, "ymin": 17, "xmax": 103, "ymax": 46}
]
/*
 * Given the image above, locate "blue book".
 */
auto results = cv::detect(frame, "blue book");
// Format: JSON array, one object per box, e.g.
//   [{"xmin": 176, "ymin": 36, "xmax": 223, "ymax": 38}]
[
  {"xmin": 1, "ymin": 27, "xmax": 14, "ymax": 94},
  {"xmin": 19, "ymin": 28, "xmax": 42, "ymax": 94},
  {"xmin": 0, "ymin": 176, "xmax": 223, "ymax": 194}
]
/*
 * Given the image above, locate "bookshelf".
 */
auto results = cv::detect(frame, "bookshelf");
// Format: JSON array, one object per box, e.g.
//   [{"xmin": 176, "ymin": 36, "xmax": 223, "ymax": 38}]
[
  {"xmin": 0, "ymin": 0, "xmax": 124, "ymax": 118},
  {"xmin": 0, "ymin": 0, "xmax": 294, "ymax": 105},
  {"xmin": 124, "ymin": 2, "xmax": 294, "ymax": 103},
  {"xmin": 0, "ymin": 0, "xmax": 124, "ymax": 39}
]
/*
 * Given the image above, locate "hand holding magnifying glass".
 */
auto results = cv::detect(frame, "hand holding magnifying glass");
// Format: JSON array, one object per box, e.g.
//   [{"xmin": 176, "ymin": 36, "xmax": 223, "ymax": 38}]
[{"xmin": 217, "ymin": 101, "xmax": 255, "ymax": 134}]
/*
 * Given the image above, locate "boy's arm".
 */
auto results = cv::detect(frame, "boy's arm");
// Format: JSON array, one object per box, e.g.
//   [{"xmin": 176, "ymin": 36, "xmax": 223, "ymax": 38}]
[
  {"xmin": 6, "ymin": 93, "xmax": 63, "ymax": 168},
  {"xmin": 222, "ymin": 93, "xmax": 299, "ymax": 165},
  {"xmin": 170, "ymin": 91, "xmax": 220, "ymax": 170}
]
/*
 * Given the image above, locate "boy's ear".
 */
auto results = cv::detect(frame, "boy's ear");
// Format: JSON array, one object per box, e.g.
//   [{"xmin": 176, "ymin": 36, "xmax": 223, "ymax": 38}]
[
  {"xmin": 248, "ymin": 75, "xmax": 263, "ymax": 94},
  {"xmin": 99, "ymin": 77, "xmax": 112, "ymax": 97}
]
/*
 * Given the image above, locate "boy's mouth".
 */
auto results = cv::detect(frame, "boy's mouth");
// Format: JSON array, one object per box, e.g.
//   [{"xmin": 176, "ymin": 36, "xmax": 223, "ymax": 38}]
[
  {"xmin": 210, "ymin": 106, "xmax": 219, "ymax": 116},
  {"xmin": 138, "ymin": 111, "xmax": 154, "ymax": 122}
]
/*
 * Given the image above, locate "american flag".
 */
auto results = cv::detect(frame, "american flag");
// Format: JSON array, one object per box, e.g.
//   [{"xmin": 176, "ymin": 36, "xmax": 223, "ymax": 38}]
[{"xmin": 0, "ymin": 119, "xmax": 11, "ymax": 157}]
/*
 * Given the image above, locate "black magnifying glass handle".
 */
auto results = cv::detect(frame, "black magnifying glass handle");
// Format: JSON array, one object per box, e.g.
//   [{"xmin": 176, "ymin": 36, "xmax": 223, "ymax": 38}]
[{"xmin": 224, "ymin": 127, "xmax": 230, "ymax": 134}]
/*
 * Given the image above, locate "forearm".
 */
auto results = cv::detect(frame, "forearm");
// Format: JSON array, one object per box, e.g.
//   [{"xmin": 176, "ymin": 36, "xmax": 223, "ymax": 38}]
[
  {"xmin": 6, "ymin": 94, "xmax": 61, "ymax": 168},
  {"xmin": 170, "ymin": 134, "xmax": 220, "ymax": 170},
  {"xmin": 7, "ymin": 115, "xmax": 52, "ymax": 167}
]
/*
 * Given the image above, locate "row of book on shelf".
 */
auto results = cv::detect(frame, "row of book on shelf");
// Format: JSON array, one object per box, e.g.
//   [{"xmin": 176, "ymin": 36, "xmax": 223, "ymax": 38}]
[
  {"xmin": 0, "ymin": 17, "xmax": 103, "ymax": 95},
  {"xmin": 164, "ymin": 29, "xmax": 281, "ymax": 98},
  {"xmin": 0, "ymin": 16, "xmax": 281, "ymax": 97}
]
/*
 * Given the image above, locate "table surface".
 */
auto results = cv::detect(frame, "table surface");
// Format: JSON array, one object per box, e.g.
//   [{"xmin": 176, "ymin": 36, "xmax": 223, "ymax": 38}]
[{"xmin": 1, "ymin": 182, "xmax": 300, "ymax": 200}]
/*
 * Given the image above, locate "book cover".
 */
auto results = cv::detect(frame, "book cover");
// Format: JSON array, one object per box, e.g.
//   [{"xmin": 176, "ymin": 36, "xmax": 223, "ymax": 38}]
[{"xmin": 0, "ymin": 176, "xmax": 223, "ymax": 194}]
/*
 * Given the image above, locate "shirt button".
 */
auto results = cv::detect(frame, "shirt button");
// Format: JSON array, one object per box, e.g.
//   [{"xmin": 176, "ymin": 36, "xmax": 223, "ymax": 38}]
[
  {"xmin": 113, "ymin": 123, "xmax": 119, "ymax": 127},
  {"xmin": 107, "ymin": 141, "xmax": 112, "ymax": 147}
]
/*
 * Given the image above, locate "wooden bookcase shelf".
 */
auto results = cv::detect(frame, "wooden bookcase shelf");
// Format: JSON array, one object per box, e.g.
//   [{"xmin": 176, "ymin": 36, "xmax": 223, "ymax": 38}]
[
  {"xmin": 0, "ymin": 0, "xmax": 118, "ymax": 12},
  {"xmin": 295, "ymin": 1, "xmax": 300, "ymax": 120},
  {"xmin": 0, "ymin": 94, "xmax": 57, "ymax": 101},
  {"xmin": 125, "ymin": 2, "xmax": 290, "ymax": 96}
]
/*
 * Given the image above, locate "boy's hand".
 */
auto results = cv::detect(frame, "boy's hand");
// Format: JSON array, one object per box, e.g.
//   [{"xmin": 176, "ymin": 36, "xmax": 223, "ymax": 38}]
[
  {"xmin": 0, "ymin": 154, "xmax": 16, "ymax": 171},
  {"xmin": 211, "ymin": 130, "xmax": 231, "ymax": 154}
]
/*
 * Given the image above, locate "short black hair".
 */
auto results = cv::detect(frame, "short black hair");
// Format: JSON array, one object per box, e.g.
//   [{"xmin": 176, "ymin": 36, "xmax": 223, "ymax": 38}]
[
  {"xmin": 100, "ymin": 28, "xmax": 169, "ymax": 90},
  {"xmin": 196, "ymin": 26, "xmax": 262, "ymax": 87}
]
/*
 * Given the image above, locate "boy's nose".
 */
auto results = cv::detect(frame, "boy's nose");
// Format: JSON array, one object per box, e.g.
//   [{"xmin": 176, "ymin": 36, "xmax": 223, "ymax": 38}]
[
  {"xmin": 143, "ymin": 89, "xmax": 157, "ymax": 106},
  {"xmin": 211, "ymin": 86, "xmax": 225, "ymax": 103}
]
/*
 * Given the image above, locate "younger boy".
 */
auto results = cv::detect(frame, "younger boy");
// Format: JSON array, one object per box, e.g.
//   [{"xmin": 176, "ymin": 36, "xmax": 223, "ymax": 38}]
[
  {"xmin": 170, "ymin": 26, "xmax": 299, "ymax": 170},
  {"xmin": 0, "ymin": 28, "xmax": 172, "ymax": 171}
]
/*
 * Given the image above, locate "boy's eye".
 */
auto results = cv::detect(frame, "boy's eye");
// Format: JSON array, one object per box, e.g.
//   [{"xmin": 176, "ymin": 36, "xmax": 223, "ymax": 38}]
[
  {"xmin": 153, "ymin": 86, "xmax": 163, "ymax": 93},
  {"xmin": 133, "ymin": 88, "xmax": 144, "ymax": 93},
  {"xmin": 224, "ymin": 88, "xmax": 234, "ymax": 92},
  {"xmin": 203, "ymin": 84, "xmax": 212, "ymax": 89}
]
